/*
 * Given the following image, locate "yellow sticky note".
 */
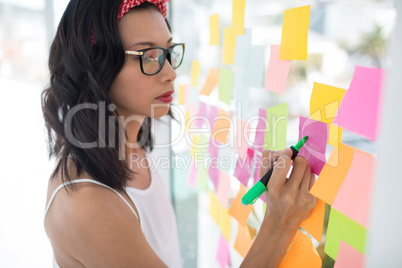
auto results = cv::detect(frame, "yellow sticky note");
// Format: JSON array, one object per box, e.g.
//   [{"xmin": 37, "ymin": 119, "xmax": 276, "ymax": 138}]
[
  {"xmin": 185, "ymin": 109, "xmax": 190, "ymax": 133},
  {"xmin": 219, "ymin": 205, "xmax": 231, "ymax": 241},
  {"xmin": 190, "ymin": 135, "xmax": 198, "ymax": 159},
  {"xmin": 310, "ymin": 82, "xmax": 346, "ymax": 124},
  {"xmin": 223, "ymin": 28, "xmax": 237, "ymax": 64},
  {"xmin": 300, "ymin": 198, "xmax": 325, "ymax": 242},
  {"xmin": 210, "ymin": 14, "xmax": 219, "ymax": 45},
  {"xmin": 279, "ymin": 5, "xmax": 311, "ymax": 60},
  {"xmin": 178, "ymin": 84, "xmax": 185, "ymax": 105},
  {"xmin": 234, "ymin": 224, "xmax": 252, "ymax": 258},
  {"xmin": 232, "ymin": 0, "xmax": 246, "ymax": 31},
  {"xmin": 211, "ymin": 108, "xmax": 231, "ymax": 144},
  {"xmin": 210, "ymin": 191, "xmax": 220, "ymax": 225},
  {"xmin": 191, "ymin": 61, "xmax": 201, "ymax": 87},
  {"xmin": 328, "ymin": 125, "xmax": 343, "ymax": 148},
  {"xmin": 247, "ymin": 225, "xmax": 257, "ymax": 240},
  {"xmin": 228, "ymin": 185, "xmax": 253, "ymax": 226},
  {"xmin": 279, "ymin": 229, "xmax": 321, "ymax": 268},
  {"xmin": 200, "ymin": 68, "xmax": 220, "ymax": 96}
]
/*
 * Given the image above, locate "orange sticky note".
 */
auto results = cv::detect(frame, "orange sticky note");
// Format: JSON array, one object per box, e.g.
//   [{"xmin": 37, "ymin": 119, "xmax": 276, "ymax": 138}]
[
  {"xmin": 211, "ymin": 108, "xmax": 231, "ymax": 144},
  {"xmin": 279, "ymin": 5, "xmax": 311, "ymax": 60},
  {"xmin": 279, "ymin": 229, "xmax": 321, "ymax": 267},
  {"xmin": 300, "ymin": 198, "xmax": 325, "ymax": 242},
  {"xmin": 310, "ymin": 144, "xmax": 354, "ymax": 205},
  {"xmin": 210, "ymin": 14, "xmax": 220, "ymax": 45},
  {"xmin": 234, "ymin": 224, "xmax": 252, "ymax": 258},
  {"xmin": 228, "ymin": 185, "xmax": 253, "ymax": 226},
  {"xmin": 200, "ymin": 68, "xmax": 220, "ymax": 96},
  {"xmin": 248, "ymin": 225, "xmax": 257, "ymax": 240}
]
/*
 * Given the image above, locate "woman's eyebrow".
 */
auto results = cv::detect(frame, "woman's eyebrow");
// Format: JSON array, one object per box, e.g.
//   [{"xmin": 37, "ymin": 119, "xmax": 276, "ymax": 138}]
[{"xmin": 129, "ymin": 37, "xmax": 173, "ymax": 49}]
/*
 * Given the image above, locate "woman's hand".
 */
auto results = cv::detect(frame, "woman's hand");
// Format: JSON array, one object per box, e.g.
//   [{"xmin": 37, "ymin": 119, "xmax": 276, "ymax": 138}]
[{"xmin": 260, "ymin": 148, "xmax": 317, "ymax": 230}]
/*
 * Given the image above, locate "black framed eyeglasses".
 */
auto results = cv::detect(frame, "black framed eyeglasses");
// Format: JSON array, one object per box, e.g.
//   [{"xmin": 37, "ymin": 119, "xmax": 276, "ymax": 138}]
[{"xmin": 125, "ymin": 43, "xmax": 185, "ymax": 76}]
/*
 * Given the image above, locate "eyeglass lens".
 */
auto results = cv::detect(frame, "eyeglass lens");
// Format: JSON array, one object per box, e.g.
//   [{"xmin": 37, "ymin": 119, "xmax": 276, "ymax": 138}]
[{"xmin": 142, "ymin": 44, "xmax": 184, "ymax": 75}]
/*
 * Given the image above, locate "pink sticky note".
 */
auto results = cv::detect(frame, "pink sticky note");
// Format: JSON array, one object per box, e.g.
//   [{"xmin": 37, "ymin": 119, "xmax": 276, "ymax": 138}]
[
  {"xmin": 217, "ymin": 170, "xmax": 231, "ymax": 208},
  {"xmin": 208, "ymin": 137, "xmax": 220, "ymax": 190},
  {"xmin": 298, "ymin": 117, "xmax": 328, "ymax": 175},
  {"xmin": 216, "ymin": 234, "xmax": 230, "ymax": 268},
  {"xmin": 252, "ymin": 108, "xmax": 267, "ymax": 153},
  {"xmin": 336, "ymin": 66, "xmax": 384, "ymax": 141},
  {"xmin": 234, "ymin": 152, "xmax": 253, "ymax": 186},
  {"xmin": 194, "ymin": 102, "xmax": 207, "ymax": 128},
  {"xmin": 208, "ymin": 105, "xmax": 220, "ymax": 131},
  {"xmin": 265, "ymin": 45, "xmax": 292, "ymax": 94},
  {"xmin": 234, "ymin": 118, "xmax": 251, "ymax": 159},
  {"xmin": 188, "ymin": 159, "xmax": 199, "ymax": 188},
  {"xmin": 334, "ymin": 240, "xmax": 364, "ymax": 268},
  {"xmin": 332, "ymin": 149, "xmax": 376, "ymax": 228}
]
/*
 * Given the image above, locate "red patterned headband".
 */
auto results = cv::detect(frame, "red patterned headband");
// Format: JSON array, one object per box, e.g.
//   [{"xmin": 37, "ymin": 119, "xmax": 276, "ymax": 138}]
[
  {"xmin": 91, "ymin": 0, "xmax": 169, "ymax": 46},
  {"xmin": 119, "ymin": 0, "xmax": 169, "ymax": 20}
]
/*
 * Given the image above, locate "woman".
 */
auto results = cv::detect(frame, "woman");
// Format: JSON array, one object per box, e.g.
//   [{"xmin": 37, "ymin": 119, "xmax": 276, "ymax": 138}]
[{"xmin": 42, "ymin": 0, "xmax": 317, "ymax": 267}]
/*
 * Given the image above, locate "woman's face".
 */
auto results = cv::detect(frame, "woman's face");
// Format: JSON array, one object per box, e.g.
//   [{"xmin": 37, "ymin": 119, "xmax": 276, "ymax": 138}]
[{"xmin": 109, "ymin": 7, "xmax": 176, "ymax": 119}]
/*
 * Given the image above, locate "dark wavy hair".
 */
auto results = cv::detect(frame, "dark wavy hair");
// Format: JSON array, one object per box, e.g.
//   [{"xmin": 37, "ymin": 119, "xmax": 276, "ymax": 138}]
[{"xmin": 41, "ymin": 0, "xmax": 176, "ymax": 191}]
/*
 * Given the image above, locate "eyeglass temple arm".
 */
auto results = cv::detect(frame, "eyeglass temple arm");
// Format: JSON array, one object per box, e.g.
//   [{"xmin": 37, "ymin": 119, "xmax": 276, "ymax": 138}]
[{"xmin": 125, "ymin": 51, "xmax": 144, "ymax": 56}]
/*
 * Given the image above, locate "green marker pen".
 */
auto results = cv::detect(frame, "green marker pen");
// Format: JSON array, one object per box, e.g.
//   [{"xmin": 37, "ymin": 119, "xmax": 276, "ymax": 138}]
[{"xmin": 241, "ymin": 136, "xmax": 308, "ymax": 205}]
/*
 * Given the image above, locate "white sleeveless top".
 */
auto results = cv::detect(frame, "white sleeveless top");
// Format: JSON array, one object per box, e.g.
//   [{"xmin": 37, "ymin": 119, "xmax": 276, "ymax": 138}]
[{"xmin": 44, "ymin": 156, "xmax": 182, "ymax": 268}]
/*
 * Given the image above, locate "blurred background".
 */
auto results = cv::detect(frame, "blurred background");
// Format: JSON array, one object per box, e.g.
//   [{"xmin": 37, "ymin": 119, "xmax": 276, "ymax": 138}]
[{"xmin": 0, "ymin": 0, "xmax": 398, "ymax": 267}]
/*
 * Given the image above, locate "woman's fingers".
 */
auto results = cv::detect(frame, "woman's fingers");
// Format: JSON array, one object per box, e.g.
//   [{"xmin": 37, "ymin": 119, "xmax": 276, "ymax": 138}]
[
  {"xmin": 299, "ymin": 163, "xmax": 312, "ymax": 190},
  {"xmin": 269, "ymin": 148, "xmax": 292, "ymax": 188},
  {"xmin": 309, "ymin": 172, "xmax": 316, "ymax": 191},
  {"xmin": 288, "ymin": 156, "xmax": 308, "ymax": 189},
  {"xmin": 259, "ymin": 149, "xmax": 281, "ymax": 179}
]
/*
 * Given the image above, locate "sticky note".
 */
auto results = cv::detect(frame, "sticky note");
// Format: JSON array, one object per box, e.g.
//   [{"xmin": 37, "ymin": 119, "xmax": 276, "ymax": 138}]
[
  {"xmin": 228, "ymin": 185, "xmax": 253, "ymax": 225},
  {"xmin": 310, "ymin": 82, "xmax": 346, "ymax": 123},
  {"xmin": 252, "ymin": 108, "xmax": 267, "ymax": 153},
  {"xmin": 248, "ymin": 225, "xmax": 257, "ymax": 240},
  {"xmin": 279, "ymin": 5, "xmax": 311, "ymax": 60},
  {"xmin": 243, "ymin": 45, "xmax": 265, "ymax": 87},
  {"xmin": 178, "ymin": 84, "xmax": 185, "ymax": 105},
  {"xmin": 210, "ymin": 191, "xmax": 220, "ymax": 225},
  {"xmin": 211, "ymin": 108, "xmax": 231, "ymax": 144},
  {"xmin": 234, "ymin": 29, "xmax": 252, "ymax": 68},
  {"xmin": 200, "ymin": 68, "xmax": 220, "ymax": 96},
  {"xmin": 190, "ymin": 134, "xmax": 198, "ymax": 159},
  {"xmin": 325, "ymin": 208, "xmax": 367, "ymax": 260},
  {"xmin": 210, "ymin": 14, "xmax": 220, "ymax": 45},
  {"xmin": 234, "ymin": 223, "xmax": 252, "ymax": 258},
  {"xmin": 233, "ymin": 154, "xmax": 252, "ymax": 186},
  {"xmin": 194, "ymin": 102, "xmax": 207, "ymax": 128},
  {"xmin": 208, "ymin": 105, "xmax": 220, "ymax": 131},
  {"xmin": 265, "ymin": 45, "xmax": 292, "ymax": 94},
  {"xmin": 208, "ymin": 137, "xmax": 220, "ymax": 190},
  {"xmin": 300, "ymin": 198, "xmax": 325, "ymax": 242},
  {"xmin": 216, "ymin": 234, "xmax": 230, "ymax": 268},
  {"xmin": 217, "ymin": 170, "xmax": 231, "ymax": 208},
  {"xmin": 328, "ymin": 125, "xmax": 343, "ymax": 149},
  {"xmin": 219, "ymin": 69, "xmax": 234, "ymax": 105},
  {"xmin": 198, "ymin": 165, "xmax": 208, "ymax": 191},
  {"xmin": 298, "ymin": 116, "xmax": 328, "ymax": 175},
  {"xmin": 219, "ymin": 205, "xmax": 231, "ymax": 241},
  {"xmin": 185, "ymin": 109, "xmax": 190, "ymax": 133},
  {"xmin": 188, "ymin": 159, "xmax": 199, "ymax": 188},
  {"xmin": 234, "ymin": 118, "xmax": 251, "ymax": 159},
  {"xmin": 265, "ymin": 103, "xmax": 288, "ymax": 151},
  {"xmin": 334, "ymin": 240, "xmax": 364, "ymax": 268},
  {"xmin": 279, "ymin": 229, "xmax": 321, "ymax": 268},
  {"xmin": 337, "ymin": 66, "xmax": 384, "ymax": 141},
  {"xmin": 332, "ymin": 149, "xmax": 376, "ymax": 227},
  {"xmin": 232, "ymin": 74, "xmax": 250, "ymax": 118},
  {"xmin": 232, "ymin": 0, "xmax": 246, "ymax": 31},
  {"xmin": 310, "ymin": 143, "xmax": 354, "ymax": 205},
  {"xmin": 191, "ymin": 61, "xmax": 201, "ymax": 87}
]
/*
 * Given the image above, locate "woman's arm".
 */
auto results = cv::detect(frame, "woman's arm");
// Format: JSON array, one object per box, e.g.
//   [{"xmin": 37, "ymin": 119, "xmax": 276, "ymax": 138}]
[{"xmin": 241, "ymin": 148, "xmax": 317, "ymax": 267}]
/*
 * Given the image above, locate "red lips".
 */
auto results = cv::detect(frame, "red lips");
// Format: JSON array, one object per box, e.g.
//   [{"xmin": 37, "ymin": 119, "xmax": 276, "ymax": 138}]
[
  {"xmin": 155, "ymin": 90, "xmax": 174, "ymax": 103},
  {"xmin": 156, "ymin": 90, "xmax": 174, "ymax": 98}
]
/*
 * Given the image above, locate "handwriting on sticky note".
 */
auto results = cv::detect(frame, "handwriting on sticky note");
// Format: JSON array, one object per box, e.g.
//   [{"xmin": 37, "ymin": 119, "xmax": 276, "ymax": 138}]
[
  {"xmin": 279, "ymin": 5, "xmax": 311, "ymax": 60},
  {"xmin": 298, "ymin": 116, "xmax": 328, "ymax": 175}
]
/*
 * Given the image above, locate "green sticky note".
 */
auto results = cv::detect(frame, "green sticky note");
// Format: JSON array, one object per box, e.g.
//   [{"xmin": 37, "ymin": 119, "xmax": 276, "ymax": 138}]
[
  {"xmin": 325, "ymin": 207, "xmax": 367, "ymax": 260},
  {"xmin": 198, "ymin": 165, "xmax": 209, "ymax": 192},
  {"xmin": 264, "ymin": 103, "xmax": 288, "ymax": 150},
  {"xmin": 219, "ymin": 69, "xmax": 234, "ymax": 105}
]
